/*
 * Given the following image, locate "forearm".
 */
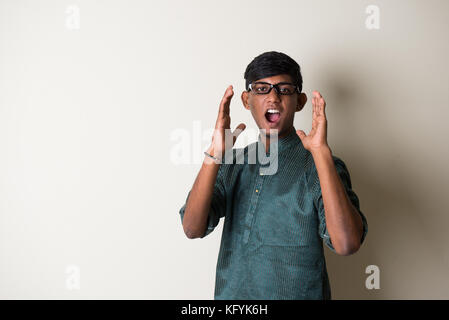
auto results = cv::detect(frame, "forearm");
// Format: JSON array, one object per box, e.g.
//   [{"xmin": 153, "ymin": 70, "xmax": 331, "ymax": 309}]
[
  {"xmin": 311, "ymin": 146, "xmax": 363, "ymax": 255},
  {"xmin": 182, "ymin": 145, "xmax": 221, "ymax": 238}
]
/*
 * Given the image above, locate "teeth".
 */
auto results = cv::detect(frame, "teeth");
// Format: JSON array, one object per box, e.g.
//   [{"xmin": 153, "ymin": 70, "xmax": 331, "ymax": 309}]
[{"xmin": 267, "ymin": 109, "xmax": 280, "ymax": 114}]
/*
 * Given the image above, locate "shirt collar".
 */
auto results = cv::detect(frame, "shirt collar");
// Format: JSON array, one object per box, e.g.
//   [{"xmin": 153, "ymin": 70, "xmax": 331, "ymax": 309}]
[{"xmin": 257, "ymin": 127, "xmax": 302, "ymax": 155}]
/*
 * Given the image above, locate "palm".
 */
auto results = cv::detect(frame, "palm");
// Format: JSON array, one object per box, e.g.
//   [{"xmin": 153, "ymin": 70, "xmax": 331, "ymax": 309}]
[
  {"xmin": 296, "ymin": 91, "xmax": 328, "ymax": 152},
  {"xmin": 212, "ymin": 85, "xmax": 246, "ymax": 157}
]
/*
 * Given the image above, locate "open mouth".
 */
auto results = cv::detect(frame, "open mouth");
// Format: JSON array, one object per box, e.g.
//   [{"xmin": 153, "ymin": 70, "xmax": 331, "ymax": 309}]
[{"xmin": 265, "ymin": 109, "xmax": 281, "ymax": 124}]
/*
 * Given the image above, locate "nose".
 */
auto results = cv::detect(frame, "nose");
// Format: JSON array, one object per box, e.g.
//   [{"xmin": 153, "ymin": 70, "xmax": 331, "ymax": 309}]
[{"xmin": 265, "ymin": 86, "xmax": 281, "ymax": 103}]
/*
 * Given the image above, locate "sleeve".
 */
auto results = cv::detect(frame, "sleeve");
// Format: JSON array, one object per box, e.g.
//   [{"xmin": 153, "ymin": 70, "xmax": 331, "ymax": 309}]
[
  {"xmin": 310, "ymin": 156, "xmax": 368, "ymax": 252},
  {"xmin": 178, "ymin": 164, "xmax": 227, "ymax": 238}
]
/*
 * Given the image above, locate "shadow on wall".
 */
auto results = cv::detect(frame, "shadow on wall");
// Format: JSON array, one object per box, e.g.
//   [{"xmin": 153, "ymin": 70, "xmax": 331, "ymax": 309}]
[{"xmin": 317, "ymin": 61, "xmax": 448, "ymax": 299}]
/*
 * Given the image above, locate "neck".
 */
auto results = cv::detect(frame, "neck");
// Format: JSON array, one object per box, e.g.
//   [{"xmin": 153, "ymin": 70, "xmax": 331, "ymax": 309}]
[{"xmin": 262, "ymin": 126, "xmax": 295, "ymax": 153}]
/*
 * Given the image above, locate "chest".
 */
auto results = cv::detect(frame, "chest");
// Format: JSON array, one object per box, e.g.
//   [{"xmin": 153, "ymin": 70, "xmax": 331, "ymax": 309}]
[{"xmin": 228, "ymin": 162, "xmax": 319, "ymax": 247}]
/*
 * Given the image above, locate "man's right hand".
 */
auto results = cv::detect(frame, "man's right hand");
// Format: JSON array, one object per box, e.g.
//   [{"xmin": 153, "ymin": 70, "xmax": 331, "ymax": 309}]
[
  {"xmin": 209, "ymin": 85, "xmax": 246, "ymax": 160},
  {"xmin": 183, "ymin": 86, "xmax": 245, "ymax": 238}
]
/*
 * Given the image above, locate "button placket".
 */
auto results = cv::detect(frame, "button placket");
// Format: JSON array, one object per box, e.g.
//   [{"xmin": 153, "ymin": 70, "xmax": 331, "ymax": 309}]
[{"xmin": 242, "ymin": 170, "xmax": 266, "ymax": 244}]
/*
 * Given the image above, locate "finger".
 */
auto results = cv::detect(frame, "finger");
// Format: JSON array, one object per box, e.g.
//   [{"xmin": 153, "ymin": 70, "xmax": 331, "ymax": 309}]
[
  {"xmin": 232, "ymin": 123, "xmax": 246, "ymax": 144},
  {"xmin": 313, "ymin": 91, "xmax": 322, "ymax": 116},
  {"xmin": 218, "ymin": 85, "xmax": 234, "ymax": 117},
  {"xmin": 316, "ymin": 97, "xmax": 321, "ymax": 115},
  {"xmin": 296, "ymin": 129, "xmax": 307, "ymax": 141},
  {"xmin": 311, "ymin": 94, "xmax": 314, "ymax": 113},
  {"xmin": 312, "ymin": 95, "xmax": 317, "ymax": 117},
  {"xmin": 319, "ymin": 97, "xmax": 325, "ymax": 115},
  {"xmin": 317, "ymin": 93, "xmax": 325, "ymax": 114}
]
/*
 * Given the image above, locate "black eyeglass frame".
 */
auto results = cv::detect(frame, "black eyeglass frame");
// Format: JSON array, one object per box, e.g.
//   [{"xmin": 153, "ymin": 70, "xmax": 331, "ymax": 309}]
[{"xmin": 247, "ymin": 81, "xmax": 301, "ymax": 95}]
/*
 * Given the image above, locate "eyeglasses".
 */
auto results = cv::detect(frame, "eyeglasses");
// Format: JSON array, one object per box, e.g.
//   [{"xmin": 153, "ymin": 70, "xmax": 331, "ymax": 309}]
[{"xmin": 248, "ymin": 81, "xmax": 300, "ymax": 95}]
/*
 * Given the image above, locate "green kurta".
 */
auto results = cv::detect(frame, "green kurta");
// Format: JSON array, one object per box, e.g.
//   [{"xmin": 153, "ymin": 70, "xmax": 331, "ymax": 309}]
[{"xmin": 179, "ymin": 129, "xmax": 368, "ymax": 299}]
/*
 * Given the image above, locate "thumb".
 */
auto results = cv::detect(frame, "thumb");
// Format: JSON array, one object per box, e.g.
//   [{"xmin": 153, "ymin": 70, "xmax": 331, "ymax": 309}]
[
  {"xmin": 296, "ymin": 129, "xmax": 307, "ymax": 141},
  {"xmin": 232, "ymin": 123, "xmax": 246, "ymax": 144}
]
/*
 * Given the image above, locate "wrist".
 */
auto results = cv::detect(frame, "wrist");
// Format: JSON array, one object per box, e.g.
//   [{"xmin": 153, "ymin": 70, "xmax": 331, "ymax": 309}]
[
  {"xmin": 206, "ymin": 145, "xmax": 215, "ymax": 157},
  {"xmin": 204, "ymin": 145, "xmax": 222, "ymax": 165},
  {"xmin": 310, "ymin": 145, "xmax": 332, "ymax": 158},
  {"xmin": 207, "ymin": 145, "xmax": 224, "ymax": 159}
]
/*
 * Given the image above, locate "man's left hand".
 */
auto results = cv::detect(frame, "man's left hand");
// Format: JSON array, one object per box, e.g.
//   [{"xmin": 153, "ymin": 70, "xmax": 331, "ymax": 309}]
[{"xmin": 296, "ymin": 91, "xmax": 329, "ymax": 153}]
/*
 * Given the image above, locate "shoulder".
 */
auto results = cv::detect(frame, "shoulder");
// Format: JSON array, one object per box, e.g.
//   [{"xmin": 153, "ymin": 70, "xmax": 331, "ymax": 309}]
[{"xmin": 305, "ymin": 153, "xmax": 350, "ymax": 191}]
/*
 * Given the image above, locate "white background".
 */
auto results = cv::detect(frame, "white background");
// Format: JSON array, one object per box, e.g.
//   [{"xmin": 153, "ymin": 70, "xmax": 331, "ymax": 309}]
[{"xmin": 1, "ymin": 0, "xmax": 448, "ymax": 299}]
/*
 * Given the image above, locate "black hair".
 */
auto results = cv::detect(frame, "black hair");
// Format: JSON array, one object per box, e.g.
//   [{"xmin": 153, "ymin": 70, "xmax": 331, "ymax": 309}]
[{"xmin": 244, "ymin": 51, "xmax": 303, "ymax": 93}]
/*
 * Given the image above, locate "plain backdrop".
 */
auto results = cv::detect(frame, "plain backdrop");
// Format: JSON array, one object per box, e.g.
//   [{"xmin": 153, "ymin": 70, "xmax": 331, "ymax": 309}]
[{"xmin": 1, "ymin": 0, "xmax": 448, "ymax": 299}]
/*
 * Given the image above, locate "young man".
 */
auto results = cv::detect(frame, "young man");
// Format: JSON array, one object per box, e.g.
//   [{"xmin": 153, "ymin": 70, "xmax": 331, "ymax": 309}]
[{"xmin": 179, "ymin": 51, "xmax": 368, "ymax": 300}]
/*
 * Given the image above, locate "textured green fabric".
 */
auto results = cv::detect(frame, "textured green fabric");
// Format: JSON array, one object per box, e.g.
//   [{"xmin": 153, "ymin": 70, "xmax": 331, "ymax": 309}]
[{"xmin": 179, "ymin": 129, "xmax": 368, "ymax": 300}]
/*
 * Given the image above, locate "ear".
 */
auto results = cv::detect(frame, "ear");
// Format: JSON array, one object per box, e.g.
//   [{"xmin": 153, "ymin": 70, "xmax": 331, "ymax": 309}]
[
  {"xmin": 295, "ymin": 92, "xmax": 307, "ymax": 112},
  {"xmin": 241, "ymin": 91, "xmax": 251, "ymax": 110}
]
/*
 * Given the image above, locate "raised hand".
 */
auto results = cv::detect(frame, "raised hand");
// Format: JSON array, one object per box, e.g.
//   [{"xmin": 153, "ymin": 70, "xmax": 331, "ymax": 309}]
[
  {"xmin": 296, "ymin": 91, "xmax": 329, "ymax": 153},
  {"xmin": 210, "ymin": 85, "xmax": 246, "ymax": 160}
]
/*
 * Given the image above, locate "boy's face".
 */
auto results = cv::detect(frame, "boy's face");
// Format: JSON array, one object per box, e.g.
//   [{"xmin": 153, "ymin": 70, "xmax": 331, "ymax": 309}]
[{"xmin": 241, "ymin": 74, "xmax": 307, "ymax": 138}]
